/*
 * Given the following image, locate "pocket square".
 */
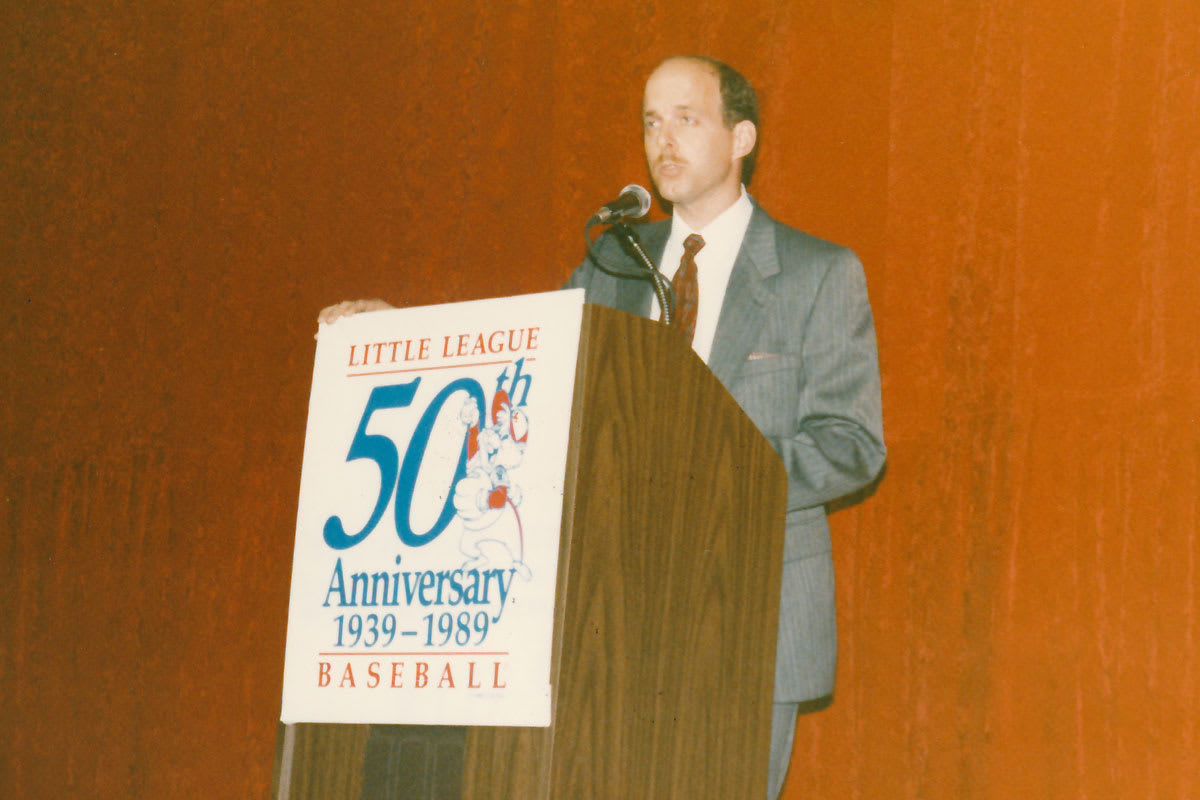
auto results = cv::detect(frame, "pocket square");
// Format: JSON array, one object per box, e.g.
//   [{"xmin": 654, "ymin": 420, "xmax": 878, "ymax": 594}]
[{"xmin": 747, "ymin": 352, "xmax": 779, "ymax": 361}]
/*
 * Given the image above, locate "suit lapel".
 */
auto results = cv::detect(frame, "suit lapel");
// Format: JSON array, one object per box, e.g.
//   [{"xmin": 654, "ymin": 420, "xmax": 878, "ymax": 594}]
[{"xmin": 708, "ymin": 205, "xmax": 779, "ymax": 387}]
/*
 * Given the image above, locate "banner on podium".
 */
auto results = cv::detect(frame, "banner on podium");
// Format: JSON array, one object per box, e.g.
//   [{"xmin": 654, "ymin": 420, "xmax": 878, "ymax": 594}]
[{"xmin": 281, "ymin": 289, "xmax": 585, "ymax": 727}]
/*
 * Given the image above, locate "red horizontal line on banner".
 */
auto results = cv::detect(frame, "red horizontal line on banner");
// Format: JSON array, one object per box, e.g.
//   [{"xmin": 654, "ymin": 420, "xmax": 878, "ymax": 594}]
[
  {"xmin": 318, "ymin": 652, "xmax": 511, "ymax": 657},
  {"xmin": 347, "ymin": 357, "xmax": 536, "ymax": 378}
]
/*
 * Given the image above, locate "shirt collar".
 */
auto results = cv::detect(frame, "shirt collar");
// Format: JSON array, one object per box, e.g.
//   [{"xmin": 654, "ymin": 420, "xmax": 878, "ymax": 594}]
[{"xmin": 668, "ymin": 186, "xmax": 754, "ymax": 247}]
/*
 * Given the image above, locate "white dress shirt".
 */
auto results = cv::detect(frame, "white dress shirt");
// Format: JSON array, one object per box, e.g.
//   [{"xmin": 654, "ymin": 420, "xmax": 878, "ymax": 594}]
[{"xmin": 650, "ymin": 188, "xmax": 754, "ymax": 364}]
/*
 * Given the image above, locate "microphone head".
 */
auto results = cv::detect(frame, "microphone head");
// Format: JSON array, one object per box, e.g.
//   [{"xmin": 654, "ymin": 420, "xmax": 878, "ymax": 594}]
[{"xmin": 619, "ymin": 184, "xmax": 652, "ymax": 219}]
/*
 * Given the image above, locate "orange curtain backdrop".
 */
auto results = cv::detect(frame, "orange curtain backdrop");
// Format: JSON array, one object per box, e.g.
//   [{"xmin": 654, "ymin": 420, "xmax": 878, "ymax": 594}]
[{"xmin": 3, "ymin": 1, "xmax": 1198, "ymax": 798}]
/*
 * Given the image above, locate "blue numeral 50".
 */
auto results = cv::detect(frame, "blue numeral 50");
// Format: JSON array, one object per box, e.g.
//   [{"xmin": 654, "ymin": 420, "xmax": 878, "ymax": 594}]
[{"xmin": 323, "ymin": 377, "xmax": 486, "ymax": 550}]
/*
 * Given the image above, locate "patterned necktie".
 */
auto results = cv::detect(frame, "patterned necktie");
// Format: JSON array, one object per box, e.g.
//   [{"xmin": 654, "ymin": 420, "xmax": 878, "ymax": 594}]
[{"xmin": 667, "ymin": 233, "xmax": 705, "ymax": 344}]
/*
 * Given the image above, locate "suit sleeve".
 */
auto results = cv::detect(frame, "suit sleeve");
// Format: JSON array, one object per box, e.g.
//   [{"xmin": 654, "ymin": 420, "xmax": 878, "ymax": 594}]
[
  {"xmin": 771, "ymin": 250, "xmax": 885, "ymax": 511},
  {"xmin": 561, "ymin": 229, "xmax": 649, "ymax": 308},
  {"xmin": 562, "ymin": 228, "xmax": 622, "ymax": 295},
  {"xmin": 563, "ymin": 254, "xmax": 593, "ymax": 291}
]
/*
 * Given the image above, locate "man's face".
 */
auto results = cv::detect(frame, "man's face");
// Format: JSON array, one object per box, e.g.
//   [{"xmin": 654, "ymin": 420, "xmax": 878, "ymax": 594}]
[{"xmin": 642, "ymin": 58, "xmax": 752, "ymax": 226}]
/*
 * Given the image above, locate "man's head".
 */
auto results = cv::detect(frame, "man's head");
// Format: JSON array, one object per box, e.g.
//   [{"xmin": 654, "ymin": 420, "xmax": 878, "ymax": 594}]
[{"xmin": 642, "ymin": 56, "xmax": 758, "ymax": 228}]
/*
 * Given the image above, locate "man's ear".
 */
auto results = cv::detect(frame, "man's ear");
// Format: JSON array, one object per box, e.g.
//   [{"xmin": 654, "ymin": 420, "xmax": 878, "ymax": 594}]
[{"xmin": 732, "ymin": 120, "xmax": 757, "ymax": 161}]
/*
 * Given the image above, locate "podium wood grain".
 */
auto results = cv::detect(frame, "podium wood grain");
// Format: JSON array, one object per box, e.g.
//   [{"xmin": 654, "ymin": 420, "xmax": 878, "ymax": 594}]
[{"xmin": 462, "ymin": 304, "xmax": 787, "ymax": 799}]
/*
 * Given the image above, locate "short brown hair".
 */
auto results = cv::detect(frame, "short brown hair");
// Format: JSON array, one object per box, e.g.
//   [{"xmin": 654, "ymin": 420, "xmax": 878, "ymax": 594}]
[{"xmin": 676, "ymin": 56, "xmax": 760, "ymax": 185}]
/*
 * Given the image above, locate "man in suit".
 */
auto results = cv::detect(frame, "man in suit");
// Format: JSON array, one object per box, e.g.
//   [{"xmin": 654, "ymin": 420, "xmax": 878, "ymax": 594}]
[{"xmin": 564, "ymin": 55, "xmax": 886, "ymax": 799}]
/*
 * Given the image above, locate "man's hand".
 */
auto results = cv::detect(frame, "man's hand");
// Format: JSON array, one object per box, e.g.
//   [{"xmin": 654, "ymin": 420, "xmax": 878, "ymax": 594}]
[{"xmin": 317, "ymin": 298, "xmax": 394, "ymax": 325}]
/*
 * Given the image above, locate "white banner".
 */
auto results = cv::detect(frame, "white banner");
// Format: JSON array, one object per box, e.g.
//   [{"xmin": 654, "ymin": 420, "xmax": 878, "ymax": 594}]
[{"xmin": 281, "ymin": 289, "xmax": 585, "ymax": 726}]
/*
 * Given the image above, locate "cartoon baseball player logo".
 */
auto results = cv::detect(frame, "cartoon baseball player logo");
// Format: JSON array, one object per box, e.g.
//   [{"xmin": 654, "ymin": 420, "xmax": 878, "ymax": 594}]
[{"xmin": 452, "ymin": 386, "xmax": 532, "ymax": 580}]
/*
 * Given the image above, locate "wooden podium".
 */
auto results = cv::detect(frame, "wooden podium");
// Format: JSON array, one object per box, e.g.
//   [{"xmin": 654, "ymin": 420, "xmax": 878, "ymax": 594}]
[{"xmin": 274, "ymin": 303, "xmax": 787, "ymax": 799}]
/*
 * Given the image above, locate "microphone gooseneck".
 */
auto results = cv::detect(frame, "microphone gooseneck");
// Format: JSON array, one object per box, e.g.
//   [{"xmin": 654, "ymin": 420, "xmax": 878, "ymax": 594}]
[{"xmin": 582, "ymin": 185, "xmax": 674, "ymax": 324}]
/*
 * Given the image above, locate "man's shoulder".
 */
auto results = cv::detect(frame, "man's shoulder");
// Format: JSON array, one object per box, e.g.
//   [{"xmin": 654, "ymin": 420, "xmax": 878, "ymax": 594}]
[
  {"xmin": 753, "ymin": 203, "xmax": 856, "ymax": 261},
  {"xmin": 748, "ymin": 203, "xmax": 862, "ymax": 284}
]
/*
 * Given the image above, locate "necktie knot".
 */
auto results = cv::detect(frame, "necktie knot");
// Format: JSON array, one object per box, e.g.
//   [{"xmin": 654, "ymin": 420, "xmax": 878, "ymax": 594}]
[{"xmin": 683, "ymin": 233, "xmax": 705, "ymax": 257}]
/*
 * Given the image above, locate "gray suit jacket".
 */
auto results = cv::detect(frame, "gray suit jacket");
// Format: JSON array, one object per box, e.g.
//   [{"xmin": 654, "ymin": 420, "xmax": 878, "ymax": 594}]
[{"xmin": 565, "ymin": 201, "xmax": 885, "ymax": 702}]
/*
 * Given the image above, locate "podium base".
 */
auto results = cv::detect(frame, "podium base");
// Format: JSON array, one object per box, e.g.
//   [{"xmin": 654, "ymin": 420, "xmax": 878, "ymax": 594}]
[
  {"xmin": 362, "ymin": 725, "xmax": 465, "ymax": 800},
  {"xmin": 274, "ymin": 723, "xmax": 465, "ymax": 800}
]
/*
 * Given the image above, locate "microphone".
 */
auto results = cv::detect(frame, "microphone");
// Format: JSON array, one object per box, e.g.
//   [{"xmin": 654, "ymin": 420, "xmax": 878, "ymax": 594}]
[{"xmin": 589, "ymin": 184, "xmax": 652, "ymax": 224}]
